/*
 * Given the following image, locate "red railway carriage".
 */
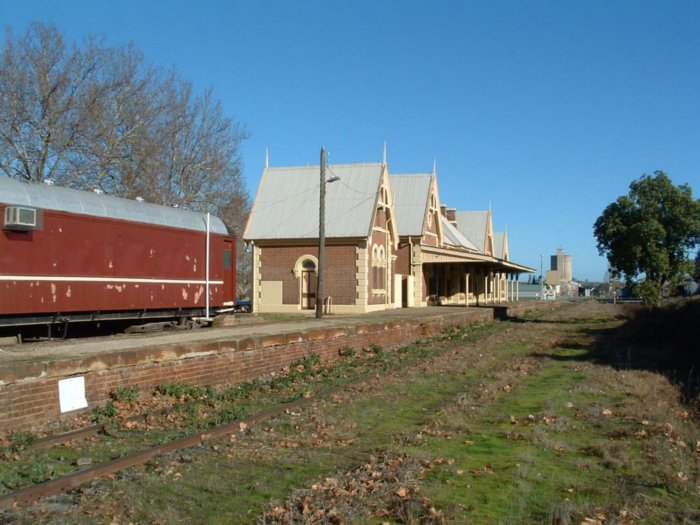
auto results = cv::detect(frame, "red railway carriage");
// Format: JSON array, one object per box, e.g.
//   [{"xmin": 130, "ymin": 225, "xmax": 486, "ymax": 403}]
[{"xmin": 0, "ymin": 176, "xmax": 236, "ymax": 328}]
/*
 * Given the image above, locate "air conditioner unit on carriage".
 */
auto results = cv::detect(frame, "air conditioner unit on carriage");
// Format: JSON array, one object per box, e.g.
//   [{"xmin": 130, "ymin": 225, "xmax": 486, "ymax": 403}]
[{"xmin": 3, "ymin": 206, "xmax": 37, "ymax": 230}]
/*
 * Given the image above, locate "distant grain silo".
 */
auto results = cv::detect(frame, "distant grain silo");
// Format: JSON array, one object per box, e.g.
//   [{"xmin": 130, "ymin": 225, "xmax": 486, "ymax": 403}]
[{"xmin": 550, "ymin": 248, "xmax": 573, "ymax": 283}]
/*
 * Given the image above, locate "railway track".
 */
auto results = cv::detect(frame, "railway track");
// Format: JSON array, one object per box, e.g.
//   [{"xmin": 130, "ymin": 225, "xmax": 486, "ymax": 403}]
[
  {"xmin": 0, "ymin": 350, "xmax": 432, "ymax": 508},
  {"xmin": 0, "ymin": 320, "xmax": 499, "ymax": 511},
  {"xmin": 0, "ymin": 387, "xmax": 325, "ymax": 509}
]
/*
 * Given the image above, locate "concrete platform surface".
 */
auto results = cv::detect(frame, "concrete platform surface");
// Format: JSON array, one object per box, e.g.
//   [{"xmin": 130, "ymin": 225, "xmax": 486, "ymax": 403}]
[{"xmin": 0, "ymin": 306, "xmax": 512, "ymax": 368}]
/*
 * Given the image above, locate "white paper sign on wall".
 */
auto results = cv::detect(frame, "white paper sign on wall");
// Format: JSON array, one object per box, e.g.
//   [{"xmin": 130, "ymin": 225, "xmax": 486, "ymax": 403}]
[{"xmin": 58, "ymin": 376, "xmax": 88, "ymax": 413}]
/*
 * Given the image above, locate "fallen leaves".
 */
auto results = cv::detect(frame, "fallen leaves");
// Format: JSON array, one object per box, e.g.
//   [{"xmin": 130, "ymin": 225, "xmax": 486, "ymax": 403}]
[
  {"xmin": 581, "ymin": 514, "xmax": 607, "ymax": 525},
  {"xmin": 472, "ymin": 465, "xmax": 495, "ymax": 475},
  {"xmin": 580, "ymin": 511, "xmax": 636, "ymax": 525},
  {"xmin": 395, "ymin": 486, "xmax": 410, "ymax": 499},
  {"xmin": 543, "ymin": 415, "xmax": 558, "ymax": 425},
  {"xmin": 421, "ymin": 427, "xmax": 453, "ymax": 440},
  {"xmin": 509, "ymin": 413, "xmax": 558, "ymax": 426},
  {"xmin": 275, "ymin": 440, "xmax": 300, "ymax": 449},
  {"xmin": 260, "ymin": 452, "xmax": 446, "ymax": 524}
]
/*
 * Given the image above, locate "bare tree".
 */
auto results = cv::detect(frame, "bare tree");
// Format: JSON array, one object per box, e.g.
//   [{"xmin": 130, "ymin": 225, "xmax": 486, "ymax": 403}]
[
  {"xmin": 0, "ymin": 23, "xmax": 107, "ymax": 183},
  {"xmin": 154, "ymin": 84, "xmax": 248, "ymax": 213},
  {"xmin": 76, "ymin": 44, "xmax": 164, "ymax": 195},
  {"xmin": 1, "ymin": 22, "xmax": 251, "ymax": 292},
  {"xmin": 1, "ymin": 23, "xmax": 248, "ymax": 204}
]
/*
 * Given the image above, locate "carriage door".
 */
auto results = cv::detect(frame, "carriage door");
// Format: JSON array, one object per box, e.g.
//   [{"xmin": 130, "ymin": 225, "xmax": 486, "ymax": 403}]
[
  {"xmin": 222, "ymin": 238, "xmax": 235, "ymax": 304},
  {"xmin": 300, "ymin": 260, "xmax": 317, "ymax": 309}
]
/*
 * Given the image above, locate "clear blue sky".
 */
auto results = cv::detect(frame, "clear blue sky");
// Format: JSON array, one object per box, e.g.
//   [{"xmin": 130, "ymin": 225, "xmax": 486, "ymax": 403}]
[{"xmin": 3, "ymin": 0, "xmax": 699, "ymax": 281}]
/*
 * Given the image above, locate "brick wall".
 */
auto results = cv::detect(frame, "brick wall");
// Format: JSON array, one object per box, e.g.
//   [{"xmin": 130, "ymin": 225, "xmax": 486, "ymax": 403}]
[
  {"xmin": 395, "ymin": 243, "xmax": 410, "ymax": 276},
  {"xmin": 260, "ymin": 244, "xmax": 357, "ymax": 305},
  {"xmin": 0, "ymin": 302, "xmax": 555, "ymax": 433}
]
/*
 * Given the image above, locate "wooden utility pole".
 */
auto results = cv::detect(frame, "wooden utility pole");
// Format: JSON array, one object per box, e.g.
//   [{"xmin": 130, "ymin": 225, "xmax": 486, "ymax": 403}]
[{"xmin": 316, "ymin": 146, "xmax": 327, "ymax": 318}]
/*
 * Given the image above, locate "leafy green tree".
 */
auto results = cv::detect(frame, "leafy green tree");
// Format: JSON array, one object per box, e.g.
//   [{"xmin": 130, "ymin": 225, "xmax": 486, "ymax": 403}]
[{"xmin": 593, "ymin": 171, "xmax": 700, "ymax": 305}]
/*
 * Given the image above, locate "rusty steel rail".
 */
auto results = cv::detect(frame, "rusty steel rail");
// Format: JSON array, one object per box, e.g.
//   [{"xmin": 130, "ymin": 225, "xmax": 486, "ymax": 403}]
[
  {"xmin": 29, "ymin": 410, "xmax": 162, "ymax": 452},
  {"xmin": 0, "ymin": 387, "xmax": 350, "ymax": 509},
  {"xmin": 0, "ymin": 336, "xmax": 448, "ymax": 509}
]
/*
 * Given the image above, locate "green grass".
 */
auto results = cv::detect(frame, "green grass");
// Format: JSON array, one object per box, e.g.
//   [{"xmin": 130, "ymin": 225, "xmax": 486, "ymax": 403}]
[
  {"xmin": 122, "ymin": 451, "xmax": 343, "ymax": 525},
  {"xmin": 401, "ymin": 344, "xmax": 699, "ymax": 523},
  {"xmin": 408, "ymin": 359, "xmax": 600, "ymax": 522},
  {"xmin": 0, "ymin": 321, "xmax": 504, "ymax": 500},
  {"xmin": 5, "ymin": 302, "xmax": 700, "ymax": 524}
]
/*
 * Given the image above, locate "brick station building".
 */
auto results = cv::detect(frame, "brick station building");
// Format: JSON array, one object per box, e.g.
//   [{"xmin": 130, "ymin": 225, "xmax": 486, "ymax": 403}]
[{"xmin": 244, "ymin": 157, "xmax": 533, "ymax": 313}]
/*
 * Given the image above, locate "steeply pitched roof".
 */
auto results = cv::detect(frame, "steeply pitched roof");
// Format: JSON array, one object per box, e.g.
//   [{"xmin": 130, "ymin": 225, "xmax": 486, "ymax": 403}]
[
  {"xmin": 494, "ymin": 231, "xmax": 508, "ymax": 260},
  {"xmin": 390, "ymin": 174, "xmax": 432, "ymax": 236},
  {"xmin": 244, "ymin": 163, "xmax": 383, "ymax": 240},
  {"xmin": 441, "ymin": 216, "xmax": 478, "ymax": 251},
  {"xmin": 0, "ymin": 176, "xmax": 228, "ymax": 234},
  {"xmin": 455, "ymin": 211, "xmax": 489, "ymax": 253}
]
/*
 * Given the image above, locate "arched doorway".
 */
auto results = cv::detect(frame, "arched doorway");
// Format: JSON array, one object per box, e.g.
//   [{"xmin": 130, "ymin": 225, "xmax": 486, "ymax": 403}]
[
  {"xmin": 301, "ymin": 259, "xmax": 317, "ymax": 309},
  {"xmin": 293, "ymin": 255, "xmax": 318, "ymax": 310}
]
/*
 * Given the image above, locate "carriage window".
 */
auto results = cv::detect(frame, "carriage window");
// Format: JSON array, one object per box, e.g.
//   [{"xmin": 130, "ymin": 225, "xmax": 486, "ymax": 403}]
[{"xmin": 223, "ymin": 249, "xmax": 232, "ymax": 269}]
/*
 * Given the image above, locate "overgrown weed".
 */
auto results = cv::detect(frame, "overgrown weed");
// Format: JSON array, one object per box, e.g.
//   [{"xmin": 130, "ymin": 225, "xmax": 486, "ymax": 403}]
[{"xmin": 17, "ymin": 303, "xmax": 700, "ymax": 523}]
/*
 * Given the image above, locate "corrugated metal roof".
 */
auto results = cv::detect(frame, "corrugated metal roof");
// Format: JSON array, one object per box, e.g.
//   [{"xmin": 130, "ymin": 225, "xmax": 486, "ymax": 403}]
[
  {"xmin": 390, "ymin": 174, "xmax": 432, "ymax": 236},
  {"xmin": 244, "ymin": 163, "xmax": 383, "ymax": 240},
  {"xmin": 0, "ymin": 176, "xmax": 228, "ymax": 234},
  {"xmin": 441, "ymin": 215, "xmax": 479, "ymax": 251},
  {"xmin": 455, "ymin": 211, "xmax": 488, "ymax": 252},
  {"xmin": 494, "ymin": 232, "xmax": 505, "ymax": 259}
]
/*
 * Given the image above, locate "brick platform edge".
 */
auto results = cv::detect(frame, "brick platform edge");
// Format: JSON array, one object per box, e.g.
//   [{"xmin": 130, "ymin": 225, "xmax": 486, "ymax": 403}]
[{"xmin": 0, "ymin": 302, "xmax": 555, "ymax": 433}]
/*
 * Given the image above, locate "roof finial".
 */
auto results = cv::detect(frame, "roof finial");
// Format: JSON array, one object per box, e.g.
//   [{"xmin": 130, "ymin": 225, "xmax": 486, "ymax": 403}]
[
  {"xmin": 265, "ymin": 147, "xmax": 269, "ymax": 169},
  {"xmin": 432, "ymin": 158, "xmax": 437, "ymax": 176},
  {"xmin": 382, "ymin": 141, "xmax": 387, "ymax": 165}
]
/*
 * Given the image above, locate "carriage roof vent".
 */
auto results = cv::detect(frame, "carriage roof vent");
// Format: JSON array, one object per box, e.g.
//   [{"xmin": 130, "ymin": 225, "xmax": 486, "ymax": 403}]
[{"xmin": 4, "ymin": 206, "xmax": 37, "ymax": 230}]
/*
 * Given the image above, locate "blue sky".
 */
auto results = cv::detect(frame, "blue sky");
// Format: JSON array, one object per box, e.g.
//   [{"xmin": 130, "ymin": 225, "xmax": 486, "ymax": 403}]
[{"xmin": 3, "ymin": 0, "xmax": 699, "ymax": 281}]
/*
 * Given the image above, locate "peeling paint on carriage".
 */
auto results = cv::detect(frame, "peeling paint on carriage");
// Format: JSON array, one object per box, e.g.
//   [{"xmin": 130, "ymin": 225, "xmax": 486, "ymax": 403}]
[{"xmin": 0, "ymin": 178, "xmax": 237, "ymax": 327}]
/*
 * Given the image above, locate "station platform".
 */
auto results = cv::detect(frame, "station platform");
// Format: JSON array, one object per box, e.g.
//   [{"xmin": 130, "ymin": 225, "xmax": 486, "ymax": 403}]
[
  {"xmin": 0, "ymin": 305, "xmax": 520, "ymax": 368},
  {"xmin": 0, "ymin": 302, "xmax": 551, "ymax": 433}
]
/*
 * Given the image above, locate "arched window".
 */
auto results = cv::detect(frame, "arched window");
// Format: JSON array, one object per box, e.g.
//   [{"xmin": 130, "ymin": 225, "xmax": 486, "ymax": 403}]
[
  {"xmin": 379, "ymin": 246, "xmax": 386, "ymax": 289},
  {"xmin": 293, "ymin": 254, "xmax": 318, "ymax": 278},
  {"xmin": 371, "ymin": 245, "xmax": 386, "ymax": 291},
  {"xmin": 370, "ymin": 244, "xmax": 380, "ymax": 291}
]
